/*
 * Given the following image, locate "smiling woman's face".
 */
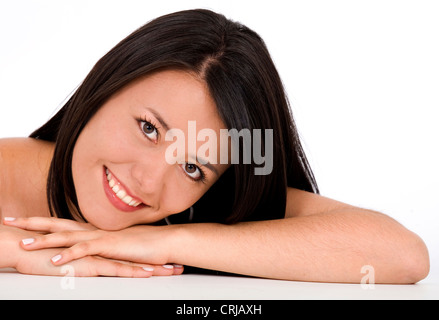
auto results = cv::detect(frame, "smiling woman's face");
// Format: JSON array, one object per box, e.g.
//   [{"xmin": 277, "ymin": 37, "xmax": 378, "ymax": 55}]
[{"xmin": 71, "ymin": 69, "xmax": 229, "ymax": 230}]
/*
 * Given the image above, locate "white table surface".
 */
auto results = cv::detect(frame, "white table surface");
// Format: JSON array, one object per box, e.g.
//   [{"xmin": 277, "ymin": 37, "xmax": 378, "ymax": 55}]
[{"xmin": 1, "ymin": 267, "xmax": 438, "ymax": 300}]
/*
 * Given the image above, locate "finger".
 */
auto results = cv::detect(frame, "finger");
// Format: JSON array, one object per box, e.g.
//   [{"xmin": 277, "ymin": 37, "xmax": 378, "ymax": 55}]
[
  {"xmin": 113, "ymin": 263, "xmax": 184, "ymax": 276},
  {"xmin": 20, "ymin": 230, "xmax": 103, "ymax": 250},
  {"xmin": 172, "ymin": 264, "xmax": 185, "ymax": 275},
  {"xmin": 152, "ymin": 264, "xmax": 178, "ymax": 276},
  {"xmin": 77, "ymin": 257, "xmax": 154, "ymax": 278},
  {"xmin": 62, "ymin": 257, "xmax": 179, "ymax": 278},
  {"xmin": 4, "ymin": 216, "xmax": 95, "ymax": 232},
  {"xmin": 126, "ymin": 264, "xmax": 174, "ymax": 276},
  {"xmin": 49, "ymin": 240, "xmax": 184, "ymax": 276},
  {"xmin": 50, "ymin": 239, "xmax": 103, "ymax": 265},
  {"xmin": 84, "ymin": 258, "xmax": 183, "ymax": 277}
]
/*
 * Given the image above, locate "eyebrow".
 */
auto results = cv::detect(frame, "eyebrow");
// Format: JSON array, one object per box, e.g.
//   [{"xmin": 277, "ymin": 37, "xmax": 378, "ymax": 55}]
[
  {"xmin": 145, "ymin": 106, "xmax": 219, "ymax": 176},
  {"xmin": 145, "ymin": 107, "xmax": 170, "ymax": 132},
  {"xmin": 190, "ymin": 155, "xmax": 219, "ymax": 176}
]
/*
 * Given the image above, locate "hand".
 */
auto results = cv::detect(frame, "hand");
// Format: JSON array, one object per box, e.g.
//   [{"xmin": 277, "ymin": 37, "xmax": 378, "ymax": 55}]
[
  {"xmin": 1, "ymin": 223, "xmax": 154, "ymax": 276},
  {"xmin": 4, "ymin": 217, "xmax": 184, "ymax": 276},
  {"xmin": 16, "ymin": 246, "xmax": 162, "ymax": 277}
]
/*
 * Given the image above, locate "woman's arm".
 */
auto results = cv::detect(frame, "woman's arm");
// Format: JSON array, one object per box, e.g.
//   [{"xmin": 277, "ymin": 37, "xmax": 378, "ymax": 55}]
[
  {"xmin": 170, "ymin": 208, "xmax": 429, "ymax": 283},
  {"xmin": 1, "ymin": 221, "xmax": 181, "ymax": 277},
  {"xmin": 168, "ymin": 189, "xmax": 429, "ymax": 283},
  {"xmin": 12, "ymin": 189, "xmax": 429, "ymax": 283}
]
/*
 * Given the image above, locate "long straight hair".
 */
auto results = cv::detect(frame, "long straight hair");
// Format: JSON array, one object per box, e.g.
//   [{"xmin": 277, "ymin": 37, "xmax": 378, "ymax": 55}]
[{"xmin": 30, "ymin": 9, "xmax": 318, "ymax": 224}]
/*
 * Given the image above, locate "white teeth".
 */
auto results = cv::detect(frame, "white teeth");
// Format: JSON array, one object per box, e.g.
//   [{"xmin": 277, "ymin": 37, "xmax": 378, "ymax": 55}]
[
  {"xmin": 121, "ymin": 195, "xmax": 133, "ymax": 205},
  {"xmin": 106, "ymin": 169, "xmax": 142, "ymax": 207},
  {"xmin": 116, "ymin": 189, "xmax": 127, "ymax": 199}
]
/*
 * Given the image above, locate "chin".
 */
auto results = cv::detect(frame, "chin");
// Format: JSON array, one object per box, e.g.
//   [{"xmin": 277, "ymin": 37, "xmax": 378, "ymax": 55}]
[
  {"xmin": 78, "ymin": 204, "xmax": 130, "ymax": 231},
  {"xmin": 91, "ymin": 217, "xmax": 132, "ymax": 231}
]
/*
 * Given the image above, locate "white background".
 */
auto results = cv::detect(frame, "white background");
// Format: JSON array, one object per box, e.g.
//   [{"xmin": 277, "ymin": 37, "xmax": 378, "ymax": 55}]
[{"xmin": 0, "ymin": 0, "xmax": 438, "ymax": 282}]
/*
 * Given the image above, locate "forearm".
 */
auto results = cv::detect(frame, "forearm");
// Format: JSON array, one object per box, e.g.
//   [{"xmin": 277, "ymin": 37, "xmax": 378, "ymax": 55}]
[{"xmin": 170, "ymin": 209, "xmax": 429, "ymax": 283}]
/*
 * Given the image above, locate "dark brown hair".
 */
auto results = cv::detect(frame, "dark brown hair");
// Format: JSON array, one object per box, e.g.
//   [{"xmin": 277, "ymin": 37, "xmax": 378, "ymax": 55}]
[{"xmin": 30, "ymin": 9, "xmax": 318, "ymax": 224}]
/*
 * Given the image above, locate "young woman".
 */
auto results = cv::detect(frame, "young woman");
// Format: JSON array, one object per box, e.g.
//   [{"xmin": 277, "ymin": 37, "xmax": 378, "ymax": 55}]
[{"xmin": 0, "ymin": 9, "xmax": 429, "ymax": 282}]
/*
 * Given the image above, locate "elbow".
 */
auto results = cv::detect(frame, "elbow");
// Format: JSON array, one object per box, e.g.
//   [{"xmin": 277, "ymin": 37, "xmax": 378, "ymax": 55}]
[
  {"xmin": 396, "ymin": 232, "xmax": 430, "ymax": 284},
  {"xmin": 367, "ymin": 212, "xmax": 430, "ymax": 284},
  {"xmin": 408, "ymin": 240, "xmax": 430, "ymax": 284}
]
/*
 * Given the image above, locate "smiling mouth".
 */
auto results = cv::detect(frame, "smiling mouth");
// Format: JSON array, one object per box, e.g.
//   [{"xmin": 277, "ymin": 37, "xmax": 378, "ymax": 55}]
[{"xmin": 103, "ymin": 166, "xmax": 147, "ymax": 212}]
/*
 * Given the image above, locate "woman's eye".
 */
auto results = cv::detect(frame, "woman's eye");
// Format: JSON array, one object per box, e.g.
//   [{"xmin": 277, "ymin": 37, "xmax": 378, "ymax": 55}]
[
  {"xmin": 183, "ymin": 163, "xmax": 202, "ymax": 181},
  {"xmin": 140, "ymin": 121, "xmax": 158, "ymax": 142}
]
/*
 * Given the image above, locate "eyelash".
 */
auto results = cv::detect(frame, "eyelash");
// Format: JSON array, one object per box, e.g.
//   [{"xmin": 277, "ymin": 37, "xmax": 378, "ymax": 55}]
[
  {"xmin": 136, "ymin": 116, "xmax": 207, "ymax": 184},
  {"xmin": 185, "ymin": 163, "xmax": 207, "ymax": 184},
  {"xmin": 137, "ymin": 116, "xmax": 160, "ymax": 143}
]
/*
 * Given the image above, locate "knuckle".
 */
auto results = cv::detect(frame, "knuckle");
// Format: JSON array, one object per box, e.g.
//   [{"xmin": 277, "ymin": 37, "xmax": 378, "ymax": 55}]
[
  {"xmin": 47, "ymin": 217, "xmax": 61, "ymax": 232},
  {"xmin": 19, "ymin": 217, "xmax": 30, "ymax": 226},
  {"xmin": 76, "ymin": 241, "xmax": 91, "ymax": 253},
  {"xmin": 114, "ymin": 263, "xmax": 127, "ymax": 275},
  {"xmin": 63, "ymin": 241, "xmax": 92, "ymax": 260},
  {"xmin": 59, "ymin": 230, "xmax": 74, "ymax": 240},
  {"xmin": 35, "ymin": 235, "xmax": 48, "ymax": 245},
  {"xmin": 113, "ymin": 263, "xmax": 139, "ymax": 278},
  {"xmin": 43, "ymin": 231, "xmax": 70, "ymax": 245}
]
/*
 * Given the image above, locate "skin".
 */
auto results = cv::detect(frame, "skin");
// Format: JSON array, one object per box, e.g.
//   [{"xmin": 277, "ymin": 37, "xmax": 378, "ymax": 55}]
[
  {"xmin": 71, "ymin": 70, "xmax": 229, "ymax": 230},
  {"xmin": 0, "ymin": 70, "xmax": 430, "ymax": 282}
]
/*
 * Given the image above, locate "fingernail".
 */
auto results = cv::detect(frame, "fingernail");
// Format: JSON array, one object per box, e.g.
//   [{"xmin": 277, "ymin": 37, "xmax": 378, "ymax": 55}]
[
  {"xmin": 162, "ymin": 264, "xmax": 174, "ymax": 269},
  {"xmin": 51, "ymin": 254, "xmax": 62, "ymax": 263},
  {"xmin": 173, "ymin": 264, "xmax": 183, "ymax": 268},
  {"xmin": 3, "ymin": 217, "xmax": 16, "ymax": 222},
  {"xmin": 143, "ymin": 267, "xmax": 154, "ymax": 272},
  {"xmin": 22, "ymin": 238, "xmax": 35, "ymax": 245}
]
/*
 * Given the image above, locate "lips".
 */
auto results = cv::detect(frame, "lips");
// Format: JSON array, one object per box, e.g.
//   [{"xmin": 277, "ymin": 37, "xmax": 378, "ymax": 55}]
[{"xmin": 103, "ymin": 166, "xmax": 147, "ymax": 212}]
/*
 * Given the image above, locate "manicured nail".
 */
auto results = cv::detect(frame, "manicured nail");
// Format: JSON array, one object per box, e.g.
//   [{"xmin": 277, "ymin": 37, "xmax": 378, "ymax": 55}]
[
  {"xmin": 143, "ymin": 267, "xmax": 154, "ymax": 272},
  {"xmin": 3, "ymin": 217, "xmax": 16, "ymax": 222},
  {"xmin": 22, "ymin": 238, "xmax": 35, "ymax": 245},
  {"xmin": 162, "ymin": 264, "xmax": 174, "ymax": 269},
  {"xmin": 173, "ymin": 264, "xmax": 183, "ymax": 268},
  {"xmin": 51, "ymin": 254, "xmax": 62, "ymax": 263}
]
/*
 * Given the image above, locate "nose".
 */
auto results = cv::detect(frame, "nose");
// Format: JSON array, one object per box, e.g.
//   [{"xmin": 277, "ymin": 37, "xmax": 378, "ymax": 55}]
[{"xmin": 130, "ymin": 155, "xmax": 169, "ymax": 202}]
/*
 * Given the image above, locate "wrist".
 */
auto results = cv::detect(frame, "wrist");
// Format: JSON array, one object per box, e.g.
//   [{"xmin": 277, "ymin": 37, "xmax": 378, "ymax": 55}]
[
  {"xmin": 165, "ymin": 222, "xmax": 226, "ymax": 267},
  {"xmin": 0, "ymin": 225, "xmax": 25, "ymax": 269},
  {"xmin": 164, "ymin": 223, "xmax": 190, "ymax": 264}
]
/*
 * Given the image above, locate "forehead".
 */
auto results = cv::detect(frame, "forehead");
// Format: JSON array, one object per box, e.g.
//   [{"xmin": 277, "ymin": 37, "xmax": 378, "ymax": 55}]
[{"xmin": 119, "ymin": 69, "xmax": 226, "ymax": 132}]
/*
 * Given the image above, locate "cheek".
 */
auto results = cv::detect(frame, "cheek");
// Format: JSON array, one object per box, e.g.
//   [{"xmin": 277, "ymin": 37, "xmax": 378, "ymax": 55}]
[
  {"xmin": 73, "ymin": 116, "xmax": 137, "ymax": 168},
  {"xmin": 70, "ymin": 122, "xmax": 118, "ymax": 221},
  {"xmin": 159, "ymin": 176, "xmax": 206, "ymax": 215}
]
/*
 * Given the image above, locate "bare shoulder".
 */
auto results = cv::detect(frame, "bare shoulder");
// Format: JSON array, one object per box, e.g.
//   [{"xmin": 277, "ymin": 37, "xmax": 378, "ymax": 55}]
[
  {"xmin": 0, "ymin": 138, "xmax": 54, "ymax": 217},
  {"xmin": 0, "ymin": 138, "xmax": 54, "ymax": 167},
  {"xmin": 285, "ymin": 187, "xmax": 355, "ymax": 218},
  {"xmin": 0, "ymin": 137, "xmax": 54, "ymax": 155},
  {"xmin": 0, "ymin": 137, "xmax": 53, "ymax": 174}
]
